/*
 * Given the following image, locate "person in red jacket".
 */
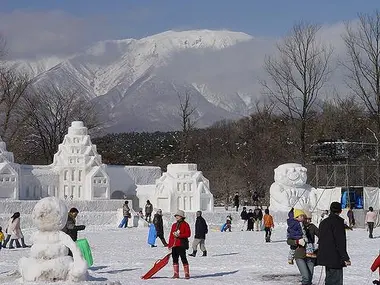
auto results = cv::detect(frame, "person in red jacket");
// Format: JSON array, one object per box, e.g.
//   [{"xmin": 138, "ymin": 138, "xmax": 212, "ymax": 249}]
[
  {"xmin": 168, "ymin": 210, "xmax": 191, "ymax": 279},
  {"xmin": 371, "ymin": 254, "xmax": 380, "ymax": 284}
]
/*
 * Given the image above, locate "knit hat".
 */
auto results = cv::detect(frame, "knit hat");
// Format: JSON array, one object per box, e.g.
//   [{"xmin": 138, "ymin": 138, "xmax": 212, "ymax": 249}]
[
  {"xmin": 294, "ymin": 209, "xmax": 305, "ymax": 218},
  {"xmin": 174, "ymin": 210, "xmax": 185, "ymax": 218},
  {"xmin": 330, "ymin": 202, "xmax": 342, "ymax": 214}
]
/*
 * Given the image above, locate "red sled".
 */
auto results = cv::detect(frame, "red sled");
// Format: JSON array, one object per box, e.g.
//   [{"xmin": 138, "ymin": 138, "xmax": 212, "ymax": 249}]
[{"xmin": 141, "ymin": 252, "xmax": 171, "ymax": 279}]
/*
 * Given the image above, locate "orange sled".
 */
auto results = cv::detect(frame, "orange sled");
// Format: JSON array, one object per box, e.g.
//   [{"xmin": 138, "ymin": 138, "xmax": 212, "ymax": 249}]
[{"xmin": 141, "ymin": 252, "xmax": 171, "ymax": 279}]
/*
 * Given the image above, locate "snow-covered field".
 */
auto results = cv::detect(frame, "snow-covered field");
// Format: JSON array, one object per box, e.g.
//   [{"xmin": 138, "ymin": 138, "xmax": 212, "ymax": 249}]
[{"xmin": 0, "ymin": 223, "xmax": 378, "ymax": 285}]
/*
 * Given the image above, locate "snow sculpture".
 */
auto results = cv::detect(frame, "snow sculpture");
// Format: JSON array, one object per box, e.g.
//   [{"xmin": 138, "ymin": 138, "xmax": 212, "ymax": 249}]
[
  {"xmin": 0, "ymin": 136, "xmax": 19, "ymax": 199},
  {"xmin": 18, "ymin": 197, "xmax": 88, "ymax": 282},
  {"xmin": 269, "ymin": 163, "xmax": 313, "ymax": 212},
  {"xmin": 52, "ymin": 121, "xmax": 110, "ymax": 200},
  {"xmin": 153, "ymin": 164, "xmax": 214, "ymax": 212}
]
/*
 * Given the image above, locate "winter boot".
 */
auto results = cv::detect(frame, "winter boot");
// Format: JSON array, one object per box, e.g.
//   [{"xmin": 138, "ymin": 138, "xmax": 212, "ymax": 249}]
[
  {"xmin": 21, "ymin": 238, "xmax": 29, "ymax": 248},
  {"xmin": 189, "ymin": 250, "xmax": 197, "ymax": 257},
  {"xmin": 172, "ymin": 264, "xmax": 179, "ymax": 279},
  {"xmin": 202, "ymin": 250, "xmax": 207, "ymax": 257},
  {"xmin": 184, "ymin": 264, "xmax": 190, "ymax": 279},
  {"xmin": 9, "ymin": 239, "xmax": 16, "ymax": 249}
]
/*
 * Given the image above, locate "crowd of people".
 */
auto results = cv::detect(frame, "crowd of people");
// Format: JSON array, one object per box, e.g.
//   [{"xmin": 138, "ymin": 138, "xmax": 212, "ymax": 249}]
[{"xmin": 1, "ymin": 197, "xmax": 378, "ymax": 283}]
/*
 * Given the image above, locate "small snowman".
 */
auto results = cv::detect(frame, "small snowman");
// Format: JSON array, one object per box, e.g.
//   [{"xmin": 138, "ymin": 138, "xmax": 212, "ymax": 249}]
[{"xmin": 18, "ymin": 197, "xmax": 88, "ymax": 282}]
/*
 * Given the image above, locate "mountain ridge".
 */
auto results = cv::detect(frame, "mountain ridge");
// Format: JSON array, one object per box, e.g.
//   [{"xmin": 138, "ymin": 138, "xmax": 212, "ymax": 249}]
[{"xmin": 8, "ymin": 29, "xmax": 262, "ymax": 132}]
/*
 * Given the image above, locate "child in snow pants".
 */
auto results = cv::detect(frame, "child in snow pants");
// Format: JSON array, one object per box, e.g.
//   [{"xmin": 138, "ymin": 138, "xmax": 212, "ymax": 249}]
[{"xmin": 263, "ymin": 209, "xmax": 274, "ymax": 242}]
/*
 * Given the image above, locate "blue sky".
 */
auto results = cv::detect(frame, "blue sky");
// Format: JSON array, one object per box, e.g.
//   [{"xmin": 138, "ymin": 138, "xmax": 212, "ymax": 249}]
[{"xmin": 0, "ymin": 0, "xmax": 379, "ymax": 57}]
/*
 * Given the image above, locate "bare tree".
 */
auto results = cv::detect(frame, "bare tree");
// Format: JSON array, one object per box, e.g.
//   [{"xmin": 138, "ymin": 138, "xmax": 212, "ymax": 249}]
[
  {"xmin": 262, "ymin": 22, "xmax": 333, "ymax": 163},
  {"xmin": 177, "ymin": 89, "xmax": 197, "ymax": 162},
  {"xmin": 0, "ymin": 68, "xmax": 29, "ymax": 141},
  {"xmin": 343, "ymin": 10, "xmax": 380, "ymax": 185},
  {"xmin": 343, "ymin": 11, "xmax": 380, "ymax": 132},
  {"xmin": 22, "ymin": 83, "xmax": 100, "ymax": 163}
]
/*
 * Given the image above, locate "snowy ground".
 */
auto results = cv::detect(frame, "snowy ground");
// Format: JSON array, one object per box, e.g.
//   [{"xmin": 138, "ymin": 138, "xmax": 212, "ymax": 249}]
[{"xmin": 0, "ymin": 224, "xmax": 378, "ymax": 285}]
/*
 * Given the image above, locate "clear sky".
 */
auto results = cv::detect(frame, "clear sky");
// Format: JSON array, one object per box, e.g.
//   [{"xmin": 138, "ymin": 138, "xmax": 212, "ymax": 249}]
[{"xmin": 0, "ymin": 0, "xmax": 379, "ymax": 58}]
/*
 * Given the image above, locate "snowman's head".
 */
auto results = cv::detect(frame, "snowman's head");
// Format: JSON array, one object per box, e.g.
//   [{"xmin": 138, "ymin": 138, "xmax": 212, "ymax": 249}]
[
  {"xmin": 32, "ymin": 197, "xmax": 68, "ymax": 232},
  {"xmin": 274, "ymin": 163, "xmax": 307, "ymax": 187}
]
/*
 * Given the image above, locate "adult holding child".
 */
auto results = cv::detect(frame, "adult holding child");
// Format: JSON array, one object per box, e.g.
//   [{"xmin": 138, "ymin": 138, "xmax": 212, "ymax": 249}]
[{"xmin": 287, "ymin": 209, "xmax": 319, "ymax": 285}]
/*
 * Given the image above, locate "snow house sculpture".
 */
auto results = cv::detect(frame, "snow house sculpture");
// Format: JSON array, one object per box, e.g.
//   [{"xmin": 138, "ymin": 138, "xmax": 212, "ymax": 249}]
[
  {"xmin": 0, "ymin": 121, "xmax": 214, "ymax": 213},
  {"xmin": 51, "ymin": 121, "xmax": 110, "ymax": 200},
  {"xmin": 154, "ymin": 164, "xmax": 214, "ymax": 212}
]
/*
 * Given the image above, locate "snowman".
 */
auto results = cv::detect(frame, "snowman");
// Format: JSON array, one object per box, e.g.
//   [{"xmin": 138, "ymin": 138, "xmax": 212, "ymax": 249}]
[
  {"xmin": 269, "ymin": 163, "xmax": 314, "ymax": 212},
  {"xmin": 18, "ymin": 197, "xmax": 88, "ymax": 282}
]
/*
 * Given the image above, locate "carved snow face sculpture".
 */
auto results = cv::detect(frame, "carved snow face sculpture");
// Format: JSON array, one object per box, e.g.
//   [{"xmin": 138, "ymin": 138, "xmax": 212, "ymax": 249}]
[
  {"xmin": 274, "ymin": 163, "xmax": 307, "ymax": 187},
  {"xmin": 32, "ymin": 197, "xmax": 68, "ymax": 232}
]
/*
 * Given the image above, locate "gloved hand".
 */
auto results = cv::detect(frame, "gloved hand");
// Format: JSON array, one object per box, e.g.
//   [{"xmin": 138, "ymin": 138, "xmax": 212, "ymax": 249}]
[
  {"xmin": 345, "ymin": 260, "xmax": 351, "ymax": 266},
  {"xmin": 173, "ymin": 230, "xmax": 180, "ymax": 237},
  {"xmin": 296, "ymin": 239, "xmax": 306, "ymax": 247}
]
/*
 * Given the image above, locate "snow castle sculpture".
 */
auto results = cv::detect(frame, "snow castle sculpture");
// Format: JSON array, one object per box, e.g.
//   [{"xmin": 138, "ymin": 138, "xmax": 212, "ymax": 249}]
[
  {"xmin": 18, "ymin": 197, "xmax": 88, "ymax": 282},
  {"xmin": 269, "ymin": 163, "xmax": 314, "ymax": 212},
  {"xmin": 52, "ymin": 121, "xmax": 110, "ymax": 200},
  {"xmin": 152, "ymin": 164, "xmax": 214, "ymax": 212}
]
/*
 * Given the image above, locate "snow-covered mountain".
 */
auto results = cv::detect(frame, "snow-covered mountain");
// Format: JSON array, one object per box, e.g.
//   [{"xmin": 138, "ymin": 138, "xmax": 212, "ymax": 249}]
[{"xmin": 10, "ymin": 29, "xmax": 270, "ymax": 132}]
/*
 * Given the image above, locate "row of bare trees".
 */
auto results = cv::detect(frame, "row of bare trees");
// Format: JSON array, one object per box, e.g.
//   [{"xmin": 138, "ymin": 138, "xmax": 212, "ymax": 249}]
[
  {"xmin": 0, "ymin": 36, "xmax": 99, "ymax": 164},
  {"xmin": 261, "ymin": 11, "xmax": 380, "ymax": 164}
]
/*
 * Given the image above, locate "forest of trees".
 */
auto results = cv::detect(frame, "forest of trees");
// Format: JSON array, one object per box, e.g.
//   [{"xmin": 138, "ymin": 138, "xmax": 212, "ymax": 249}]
[{"xmin": 2, "ymin": 11, "xmax": 380, "ymax": 204}]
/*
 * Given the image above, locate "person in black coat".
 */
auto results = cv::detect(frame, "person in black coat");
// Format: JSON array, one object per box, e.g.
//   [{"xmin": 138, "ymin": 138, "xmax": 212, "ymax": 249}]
[
  {"xmin": 253, "ymin": 206, "xmax": 263, "ymax": 231},
  {"xmin": 62, "ymin": 208, "xmax": 86, "ymax": 257},
  {"xmin": 152, "ymin": 209, "xmax": 168, "ymax": 246},
  {"xmin": 233, "ymin": 193, "xmax": 240, "ymax": 212},
  {"xmin": 247, "ymin": 209, "xmax": 254, "ymax": 231},
  {"xmin": 240, "ymin": 207, "xmax": 248, "ymax": 231},
  {"xmin": 317, "ymin": 202, "xmax": 351, "ymax": 285},
  {"xmin": 189, "ymin": 211, "xmax": 208, "ymax": 257}
]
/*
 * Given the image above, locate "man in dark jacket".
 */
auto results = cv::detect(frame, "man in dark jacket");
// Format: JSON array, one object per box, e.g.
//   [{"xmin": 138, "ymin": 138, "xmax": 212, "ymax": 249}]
[
  {"xmin": 240, "ymin": 207, "xmax": 248, "ymax": 231},
  {"xmin": 62, "ymin": 208, "xmax": 86, "ymax": 242},
  {"xmin": 253, "ymin": 206, "xmax": 263, "ymax": 231},
  {"xmin": 233, "ymin": 193, "xmax": 239, "ymax": 212},
  {"xmin": 62, "ymin": 208, "xmax": 86, "ymax": 257},
  {"xmin": 189, "ymin": 211, "xmax": 208, "ymax": 257},
  {"xmin": 145, "ymin": 200, "xmax": 153, "ymax": 223},
  {"xmin": 317, "ymin": 202, "xmax": 351, "ymax": 285},
  {"xmin": 152, "ymin": 209, "xmax": 168, "ymax": 246}
]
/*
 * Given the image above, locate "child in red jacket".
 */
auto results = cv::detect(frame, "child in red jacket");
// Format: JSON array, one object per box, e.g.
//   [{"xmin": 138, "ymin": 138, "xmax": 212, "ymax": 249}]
[{"xmin": 168, "ymin": 210, "xmax": 191, "ymax": 279}]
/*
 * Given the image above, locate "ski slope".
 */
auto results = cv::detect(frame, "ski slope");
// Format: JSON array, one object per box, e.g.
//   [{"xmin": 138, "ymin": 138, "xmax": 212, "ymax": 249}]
[{"xmin": 0, "ymin": 223, "xmax": 377, "ymax": 284}]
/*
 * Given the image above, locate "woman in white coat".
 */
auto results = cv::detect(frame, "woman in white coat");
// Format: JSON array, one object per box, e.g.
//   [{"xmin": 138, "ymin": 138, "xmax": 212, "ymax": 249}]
[{"xmin": 3, "ymin": 212, "xmax": 28, "ymax": 248}]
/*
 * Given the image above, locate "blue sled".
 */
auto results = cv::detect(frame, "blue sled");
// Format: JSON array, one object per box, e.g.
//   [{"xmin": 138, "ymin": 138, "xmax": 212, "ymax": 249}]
[{"xmin": 220, "ymin": 223, "xmax": 227, "ymax": 232}]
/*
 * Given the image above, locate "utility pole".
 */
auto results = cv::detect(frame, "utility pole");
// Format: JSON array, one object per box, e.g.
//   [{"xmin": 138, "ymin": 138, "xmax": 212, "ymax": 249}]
[{"xmin": 367, "ymin": 128, "xmax": 379, "ymax": 188}]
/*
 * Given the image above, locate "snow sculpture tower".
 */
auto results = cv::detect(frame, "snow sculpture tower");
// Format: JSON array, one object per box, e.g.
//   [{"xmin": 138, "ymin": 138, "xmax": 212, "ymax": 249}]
[
  {"xmin": 154, "ymin": 164, "xmax": 214, "ymax": 212},
  {"xmin": 269, "ymin": 163, "xmax": 314, "ymax": 212},
  {"xmin": 0, "ymin": 136, "xmax": 19, "ymax": 199},
  {"xmin": 52, "ymin": 121, "xmax": 110, "ymax": 200}
]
